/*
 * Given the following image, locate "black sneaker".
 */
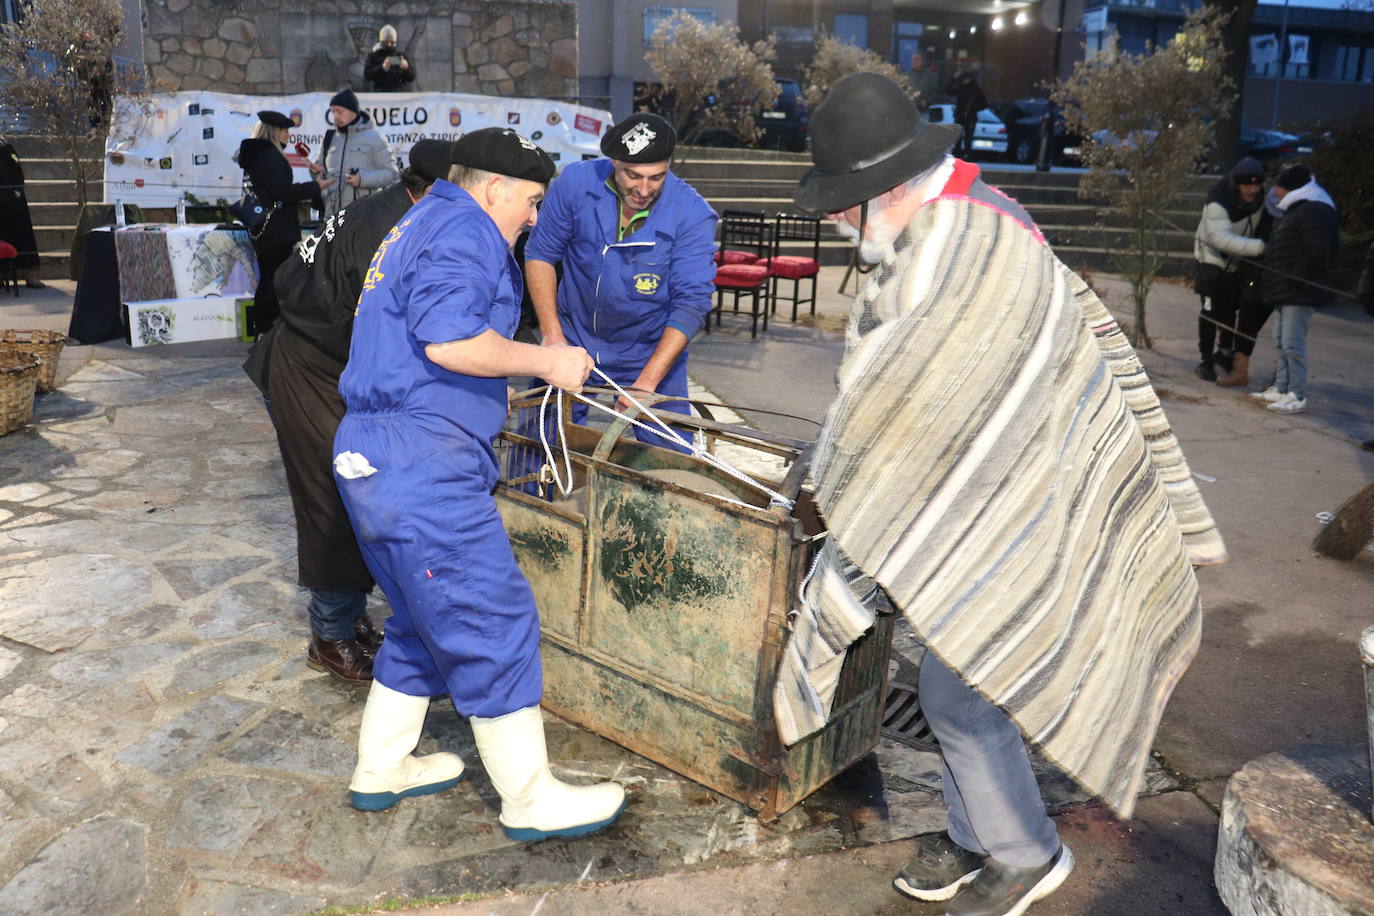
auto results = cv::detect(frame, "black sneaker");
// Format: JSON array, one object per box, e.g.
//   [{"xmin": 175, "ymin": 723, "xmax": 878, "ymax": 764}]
[
  {"xmin": 946, "ymin": 844, "xmax": 1074, "ymax": 916},
  {"xmin": 892, "ymin": 832, "xmax": 987, "ymax": 902},
  {"xmin": 1213, "ymin": 349, "xmax": 1234, "ymax": 374},
  {"xmin": 1194, "ymin": 360, "xmax": 1218, "ymax": 381}
]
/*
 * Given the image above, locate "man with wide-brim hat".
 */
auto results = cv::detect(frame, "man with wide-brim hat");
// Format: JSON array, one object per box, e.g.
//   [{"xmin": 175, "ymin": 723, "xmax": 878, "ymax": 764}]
[
  {"xmin": 333, "ymin": 127, "xmax": 626, "ymax": 841},
  {"xmin": 524, "ymin": 112, "xmax": 717, "ymax": 451},
  {"xmin": 778, "ymin": 72, "xmax": 1223, "ymax": 915}
]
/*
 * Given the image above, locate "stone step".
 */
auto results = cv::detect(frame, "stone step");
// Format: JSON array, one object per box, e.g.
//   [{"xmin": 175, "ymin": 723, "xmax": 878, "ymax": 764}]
[
  {"xmin": 1039, "ymin": 223, "xmax": 1194, "ymax": 251},
  {"xmin": 6, "ymin": 134, "xmax": 104, "ymax": 160},
  {"xmin": 15, "ymin": 157, "xmax": 104, "ymax": 182},
  {"xmin": 21, "ymin": 179, "xmax": 91, "ymax": 204},
  {"xmin": 25, "ymin": 201, "xmax": 84, "ymax": 225}
]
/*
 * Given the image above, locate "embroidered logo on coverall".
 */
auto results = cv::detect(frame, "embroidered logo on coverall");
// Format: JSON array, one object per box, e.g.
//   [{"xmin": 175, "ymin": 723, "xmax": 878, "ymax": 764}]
[
  {"xmin": 633, "ymin": 273, "xmax": 661, "ymax": 294},
  {"xmin": 362, "ymin": 221, "xmax": 408, "ymax": 297}
]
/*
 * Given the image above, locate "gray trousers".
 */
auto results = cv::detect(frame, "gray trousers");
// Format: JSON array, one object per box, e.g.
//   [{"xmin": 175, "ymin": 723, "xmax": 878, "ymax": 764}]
[{"xmin": 919, "ymin": 651, "xmax": 1061, "ymax": 867}]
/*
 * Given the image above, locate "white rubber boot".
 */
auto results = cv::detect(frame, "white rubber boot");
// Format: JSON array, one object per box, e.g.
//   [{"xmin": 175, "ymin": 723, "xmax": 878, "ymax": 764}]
[
  {"xmin": 349, "ymin": 681, "xmax": 465, "ymax": 811},
  {"xmin": 470, "ymin": 705, "xmax": 626, "ymax": 841}
]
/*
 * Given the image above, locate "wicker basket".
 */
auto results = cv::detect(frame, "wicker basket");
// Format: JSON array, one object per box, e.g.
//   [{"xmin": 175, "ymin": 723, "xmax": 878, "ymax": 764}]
[
  {"xmin": 0, "ymin": 350, "xmax": 41, "ymax": 436},
  {"xmin": 0, "ymin": 330, "xmax": 67, "ymax": 393}
]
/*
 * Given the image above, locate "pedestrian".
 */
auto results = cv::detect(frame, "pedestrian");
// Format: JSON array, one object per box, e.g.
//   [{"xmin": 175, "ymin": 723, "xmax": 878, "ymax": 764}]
[
  {"xmin": 945, "ymin": 70, "xmax": 987, "ymax": 157},
  {"xmin": 0, "ymin": 136, "xmax": 45, "ymax": 288},
  {"xmin": 237, "ymin": 110, "xmax": 332, "ymax": 336},
  {"xmin": 782, "ymin": 73, "xmax": 1213, "ymax": 916},
  {"xmin": 524, "ymin": 113, "xmax": 717, "ymax": 451},
  {"xmin": 364, "ymin": 25, "xmax": 416, "ymax": 92},
  {"xmin": 242, "ymin": 139, "xmax": 453, "ymax": 685},
  {"xmin": 906, "ymin": 50, "xmax": 939, "ymax": 113},
  {"xmin": 1250, "ymin": 164, "xmax": 1339, "ymax": 414},
  {"xmin": 1191, "ymin": 156, "xmax": 1266, "ymax": 385},
  {"xmin": 308, "ymin": 89, "xmax": 399, "ymax": 221},
  {"xmin": 334, "ymin": 128, "xmax": 626, "ymax": 840}
]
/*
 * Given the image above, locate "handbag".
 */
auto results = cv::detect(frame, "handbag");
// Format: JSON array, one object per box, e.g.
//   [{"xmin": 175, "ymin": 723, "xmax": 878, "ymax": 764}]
[
  {"xmin": 1193, "ymin": 262, "xmax": 1222, "ymax": 297},
  {"xmin": 229, "ymin": 182, "xmax": 279, "ymax": 240}
]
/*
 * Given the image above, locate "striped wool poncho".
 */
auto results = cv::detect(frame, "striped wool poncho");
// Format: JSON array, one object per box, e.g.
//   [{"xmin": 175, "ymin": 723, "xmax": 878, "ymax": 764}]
[{"xmin": 774, "ymin": 189, "xmax": 1222, "ymax": 817}]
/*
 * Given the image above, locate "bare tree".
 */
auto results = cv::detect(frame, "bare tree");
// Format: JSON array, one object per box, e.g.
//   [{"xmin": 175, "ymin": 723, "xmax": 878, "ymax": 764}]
[
  {"xmin": 0, "ymin": 0, "xmax": 147, "ymax": 207},
  {"xmin": 644, "ymin": 12, "xmax": 776, "ymax": 162},
  {"xmin": 1053, "ymin": 7, "xmax": 1235, "ymax": 348},
  {"xmin": 802, "ymin": 34, "xmax": 919, "ymax": 110}
]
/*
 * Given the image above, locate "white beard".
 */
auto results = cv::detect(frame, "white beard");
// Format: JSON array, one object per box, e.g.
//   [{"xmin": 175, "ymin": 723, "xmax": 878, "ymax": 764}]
[{"xmin": 833, "ymin": 210, "xmax": 899, "ymax": 265}]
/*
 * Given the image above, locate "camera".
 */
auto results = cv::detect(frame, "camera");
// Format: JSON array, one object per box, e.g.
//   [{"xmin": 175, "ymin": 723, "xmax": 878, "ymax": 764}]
[{"xmin": 348, "ymin": 167, "xmax": 359, "ymax": 175}]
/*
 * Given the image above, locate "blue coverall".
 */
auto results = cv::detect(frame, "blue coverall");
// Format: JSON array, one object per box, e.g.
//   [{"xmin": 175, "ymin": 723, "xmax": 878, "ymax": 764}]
[
  {"xmin": 333, "ymin": 179, "xmax": 542, "ymax": 718},
  {"xmin": 524, "ymin": 159, "xmax": 718, "ymax": 448}
]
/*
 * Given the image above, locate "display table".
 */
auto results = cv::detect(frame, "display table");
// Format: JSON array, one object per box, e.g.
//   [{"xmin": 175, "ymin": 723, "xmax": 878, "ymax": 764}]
[{"xmin": 68, "ymin": 224, "xmax": 260, "ymax": 345}]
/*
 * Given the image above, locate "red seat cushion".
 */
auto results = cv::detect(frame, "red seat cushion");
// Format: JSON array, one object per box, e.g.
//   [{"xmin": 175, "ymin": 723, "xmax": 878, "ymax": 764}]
[
  {"xmin": 0, "ymin": 241, "xmax": 17, "ymax": 260},
  {"xmin": 759, "ymin": 256, "xmax": 818, "ymax": 279},
  {"xmin": 714, "ymin": 263, "xmax": 769, "ymax": 288},
  {"xmin": 713, "ymin": 249, "xmax": 759, "ymax": 266}
]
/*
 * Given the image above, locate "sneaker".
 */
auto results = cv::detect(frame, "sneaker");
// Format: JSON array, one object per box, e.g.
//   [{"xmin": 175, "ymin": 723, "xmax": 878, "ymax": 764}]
[
  {"xmin": 1194, "ymin": 360, "xmax": 1217, "ymax": 382},
  {"xmin": 1250, "ymin": 386, "xmax": 1284, "ymax": 402},
  {"xmin": 892, "ymin": 832, "xmax": 988, "ymax": 902},
  {"xmin": 945, "ymin": 845, "xmax": 1074, "ymax": 916},
  {"xmin": 1267, "ymin": 393, "xmax": 1307, "ymax": 414}
]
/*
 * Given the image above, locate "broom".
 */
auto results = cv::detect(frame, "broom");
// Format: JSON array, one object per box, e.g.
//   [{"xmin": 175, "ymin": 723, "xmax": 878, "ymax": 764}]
[{"xmin": 1312, "ymin": 477, "xmax": 1374, "ymax": 560}]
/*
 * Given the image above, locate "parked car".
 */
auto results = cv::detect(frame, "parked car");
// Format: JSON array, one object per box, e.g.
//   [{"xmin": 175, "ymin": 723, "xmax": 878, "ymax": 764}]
[
  {"xmin": 926, "ymin": 103, "xmax": 1006, "ymax": 159},
  {"xmin": 1238, "ymin": 129, "xmax": 1303, "ymax": 162},
  {"xmin": 756, "ymin": 77, "xmax": 808, "ymax": 152},
  {"xmin": 993, "ymin": 98, "xmax": 1084, "ymax": 166}
]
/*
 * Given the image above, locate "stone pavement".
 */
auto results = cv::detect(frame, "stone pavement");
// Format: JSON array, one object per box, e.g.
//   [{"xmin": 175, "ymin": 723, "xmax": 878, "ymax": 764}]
[{"xmin": 0, "ymin": 263, "xmax": 1370, "ymax": 915}]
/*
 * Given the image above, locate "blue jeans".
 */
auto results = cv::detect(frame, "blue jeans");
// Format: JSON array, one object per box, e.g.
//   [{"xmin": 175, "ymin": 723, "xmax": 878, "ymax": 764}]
[
  {"xmin": 308, "ymin": 589, "xmax": 368, "ymax": 641},
  {"xmin": 919, "ymin": 652, "xmax": 1061, "ymax": 868},
  {"xmin": 1272, "ymin": 305, "xmax": 1315, "ymax": 400}
]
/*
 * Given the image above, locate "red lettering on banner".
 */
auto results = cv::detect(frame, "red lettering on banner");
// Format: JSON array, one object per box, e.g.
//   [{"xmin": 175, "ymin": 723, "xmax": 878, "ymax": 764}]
[{"xmin": 574, "ymin": 114, "xmax": 601, "ymax": 134}]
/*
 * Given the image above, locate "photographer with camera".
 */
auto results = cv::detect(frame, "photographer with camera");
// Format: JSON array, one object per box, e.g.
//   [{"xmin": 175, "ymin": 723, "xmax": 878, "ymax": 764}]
[
  {"xmin": 308, "ymin": 89, "xmax": 399, "ymax": 221},
  {"xmin": 364, "ymin": 25, "xmax": 416, "ymax": 93}
]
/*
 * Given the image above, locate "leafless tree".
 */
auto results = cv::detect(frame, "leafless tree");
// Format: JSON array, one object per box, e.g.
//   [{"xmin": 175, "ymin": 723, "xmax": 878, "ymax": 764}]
[
  {"xmin": 0, "ymin": 0, "xmax": 149, "ymax": 207},
  {"xmin": 1053, "ymin": 6, "xmax": 1235, "ymax": 348},
  {"xmin": 801, "ymin": 34, "xmax": 919, "ymax": 110},
  {"xmin": 644, "ymin": 12, "xmax": 776, "ymax": 163}
]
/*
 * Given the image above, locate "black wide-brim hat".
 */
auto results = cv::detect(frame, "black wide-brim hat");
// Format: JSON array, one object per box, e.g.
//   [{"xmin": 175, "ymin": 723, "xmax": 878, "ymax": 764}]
[{"xmin": 794, "ymin": 72, "xmax": 962, "ymax": 214}]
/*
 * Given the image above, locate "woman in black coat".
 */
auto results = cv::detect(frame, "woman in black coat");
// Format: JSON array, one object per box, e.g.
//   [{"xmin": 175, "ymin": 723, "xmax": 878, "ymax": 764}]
[
  {"xmin": 0, "ymin": 137, "xmax": 44, "ymax": 288},
  {"xmin": 236, "ymin": 110, "xmax": 330, "ymax": 335}
]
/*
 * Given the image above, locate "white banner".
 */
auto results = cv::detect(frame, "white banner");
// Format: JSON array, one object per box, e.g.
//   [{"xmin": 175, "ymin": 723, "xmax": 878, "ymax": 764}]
[
  {"xmin": 1250, "ymin": 33, "xmax": 1280, "ymax": 67},
  {"xmin": 103, "ymin": 90, "xmax": 612, "ymax": 207},
  {"xmin": 1287, "ymin": 34, "xmax": 1309, "ymax": 67}
]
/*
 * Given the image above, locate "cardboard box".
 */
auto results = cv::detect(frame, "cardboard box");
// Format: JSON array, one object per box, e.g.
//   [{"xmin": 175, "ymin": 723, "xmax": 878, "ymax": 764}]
[{"xmin": 123, "ymin": 296, "xmax": 243, "ymax": 348}]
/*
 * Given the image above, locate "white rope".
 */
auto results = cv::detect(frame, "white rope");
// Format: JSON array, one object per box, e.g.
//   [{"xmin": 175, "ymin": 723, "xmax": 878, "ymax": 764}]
[
  {"xmin": 537, "ymin": 385, "xmax": 575, "ymax": 497},
  {"xmin": 532, "ymin": 367, "xmax": 796, "ymax": 512}
]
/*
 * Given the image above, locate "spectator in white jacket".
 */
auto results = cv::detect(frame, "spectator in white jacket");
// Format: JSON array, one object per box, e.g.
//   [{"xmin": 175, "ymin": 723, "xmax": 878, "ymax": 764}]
[{"xmin": 1191, "ymin": 156, "xmax": 1266, "ymax": 385}]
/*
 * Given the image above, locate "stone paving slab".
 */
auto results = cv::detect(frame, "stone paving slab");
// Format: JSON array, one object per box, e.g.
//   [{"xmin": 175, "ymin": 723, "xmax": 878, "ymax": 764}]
[{"xmin": 0, "ymin": 350, "xmax": 1165, "ymax": 914}]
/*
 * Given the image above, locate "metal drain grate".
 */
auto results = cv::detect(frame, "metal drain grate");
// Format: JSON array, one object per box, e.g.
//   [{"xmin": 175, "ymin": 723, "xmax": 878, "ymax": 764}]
[{"xmin": 881, "ymin": 680, "xmax": 939, "ymax": 751}]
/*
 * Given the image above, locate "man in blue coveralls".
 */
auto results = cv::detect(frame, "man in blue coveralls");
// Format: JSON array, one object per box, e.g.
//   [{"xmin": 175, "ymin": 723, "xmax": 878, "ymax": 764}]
[
  {"xmin": 332, "ymin": 128, "xmax": 627, "ymax": 841},
  {"xmin": 524, "ymin": 113, "xmax": 718, "ymax": 449}
]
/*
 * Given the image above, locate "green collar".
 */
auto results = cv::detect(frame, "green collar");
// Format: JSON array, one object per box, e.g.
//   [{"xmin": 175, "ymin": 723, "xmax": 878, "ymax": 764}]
[{"xmin": 606, "ymin": 176, "xmax": 651, "ymax": 242}]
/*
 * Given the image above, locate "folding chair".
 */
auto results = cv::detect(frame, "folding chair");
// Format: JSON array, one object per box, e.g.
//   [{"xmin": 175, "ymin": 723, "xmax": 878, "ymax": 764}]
[
  {"xmin": 761, "ymin": 214, "xmax": 821, "ymax": 321},
  {"xmin": 711, "ymin": 210, "xmax": 771, "ymax": 338}
]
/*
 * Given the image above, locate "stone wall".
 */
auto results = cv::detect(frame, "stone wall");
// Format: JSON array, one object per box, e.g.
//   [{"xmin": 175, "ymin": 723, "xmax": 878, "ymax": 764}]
[{"xmin": 140, "ymin": 0, "xmax": 578, "ymax": 100}]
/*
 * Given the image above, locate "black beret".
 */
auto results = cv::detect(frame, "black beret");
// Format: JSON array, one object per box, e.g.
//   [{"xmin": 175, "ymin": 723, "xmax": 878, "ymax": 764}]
[
  {"xmin": 257, "ymin": 110, "xmax": 293, "ymax": 129},
  {"xmin": 600, "ymin": 113, "xmax": 676, "ymax": 163},
  {"xmin": 407, "ymin": 138, "xmax": 453, "ymax": 183},
  {"xmin": 452, "ymin": 128, "xmax": 555, "ymax": 184}
]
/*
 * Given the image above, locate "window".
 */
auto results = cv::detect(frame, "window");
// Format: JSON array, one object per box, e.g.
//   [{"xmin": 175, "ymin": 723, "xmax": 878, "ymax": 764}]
[
  {"xmin": 835, "ymin": 13, "xmax": 869, "ymax": 50},
  {"xmin": 644, "ymin": 7, "xmax": 716, "ymax": 46}
]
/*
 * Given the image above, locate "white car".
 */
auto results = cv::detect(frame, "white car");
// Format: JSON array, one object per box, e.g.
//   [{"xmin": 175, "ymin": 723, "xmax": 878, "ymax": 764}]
[{"xmin": 926, "ymin": 103, "xmax": 1008, "ymax": 158}]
